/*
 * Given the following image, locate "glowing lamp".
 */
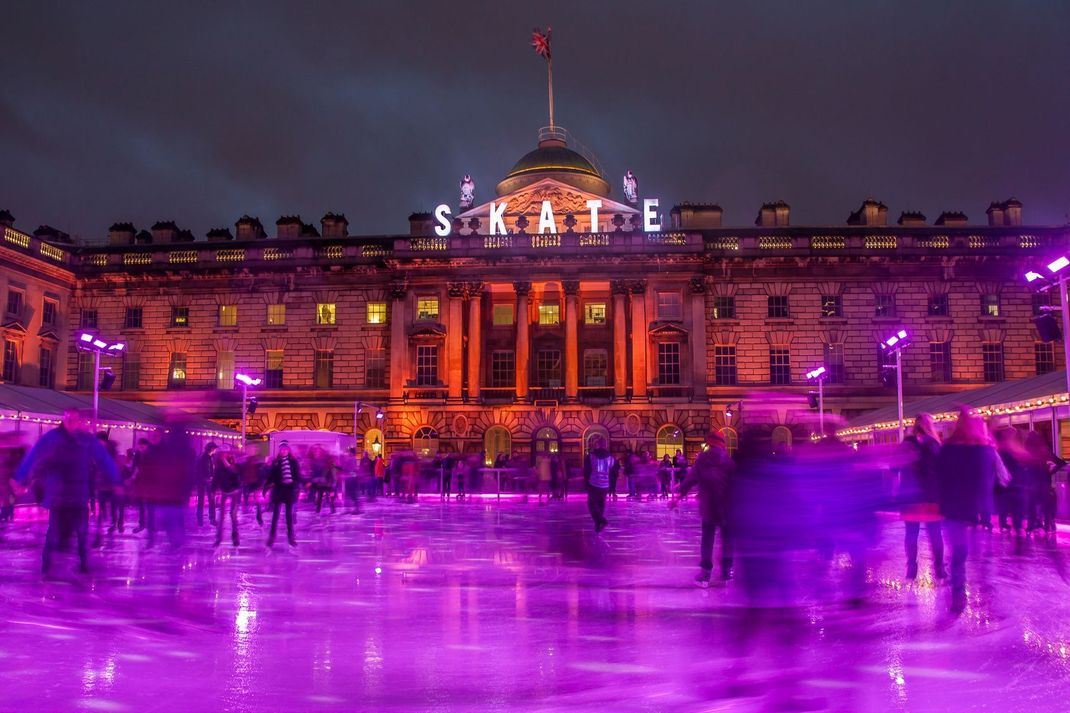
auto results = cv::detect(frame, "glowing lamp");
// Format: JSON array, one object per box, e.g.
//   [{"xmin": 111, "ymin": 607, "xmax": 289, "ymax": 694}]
[
  {"xmin": 79, "ymin": 332, "xmax": 94, "ymax": 343},
  {"xmin": 375, "ymin": 409, "xmax": 385, "ymax": 420},
  {"xmin": 371, "ymin": 436, "xmax": 381, "ymax": 454},
  {"xmin": 235, "ymin": 373, "xmax": 262, "ymax": 387},
  {"xmin": 1048, "ymin": 256, "xmax": 1070, "ymax": 274},
  {"xmin": 107, "ymin": 343, "xmax": 125, "ymax": 352},
  {"xmin": 806, "ymin": 366, "xmax": 827, "ymax": 381},
  {"xmin": 92, "ymin": 339, "xmax": 107, "ymax": 350},
  {"xmin": 1026, "ymin": 271, "xmax": 1044, "ymax": 283}
]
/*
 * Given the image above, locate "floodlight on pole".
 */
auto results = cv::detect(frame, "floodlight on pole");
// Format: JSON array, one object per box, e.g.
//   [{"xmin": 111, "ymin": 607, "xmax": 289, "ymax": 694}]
[
  {"xmin": 75, "ymin": 331, "xmax": 125, "ymax": 429},
  {"xmin": 1024, "ymin": 256, "xmax": 1070, "ymax": 437},
  {"xmin": 234, "ymin": 373, "xmax": 261, "ymax": 446},
  {"xmin": 806, "ymin": 366, "xmax": 828, "ymax": 435},
  {"xmin": 878, "ymin": 328, "xmax": 910, "ymax": 442}
]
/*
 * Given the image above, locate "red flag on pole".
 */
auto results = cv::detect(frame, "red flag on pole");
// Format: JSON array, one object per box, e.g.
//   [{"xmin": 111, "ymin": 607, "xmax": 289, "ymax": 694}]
[{"xmin": 531, "ymin": 27, "xmax": 552, "ymax": 61}]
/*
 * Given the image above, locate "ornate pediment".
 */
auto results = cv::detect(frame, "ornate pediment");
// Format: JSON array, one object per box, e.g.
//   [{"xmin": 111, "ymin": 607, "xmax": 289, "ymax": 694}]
[
  {"xmin": 458, "ymin": 177, "xmax": 637, "ymax": 224},
  {"xmin": 648, "ymin": 322, "xmax": 689, "ymax": 342}
]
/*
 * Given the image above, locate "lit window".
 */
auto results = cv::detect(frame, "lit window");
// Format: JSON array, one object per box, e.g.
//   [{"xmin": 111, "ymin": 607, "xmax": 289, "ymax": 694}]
[
  {"xmin": 413, "ymin": 426, "xmax": 439, "ymax": 456},
  {"xmin": 316, "ymin": 302, "xmax": 336, "ymax": 325},
  {"xmin": 821, "ymin": 295, "xmax": 842, "ymax": 318},
  {"xmin": 980, "ymin": 294, "xmax": 1000, "ymax": 317},
  {"xmin": 655, "ymin": 425, "xmax": 683, "ymax": 460},
  {"xmin": 491, "ymin": 351, "xmax": 515, "ymax": 387},
  {"xmin": 171, "ymin": 306, "xmax": 189, "ymax": 327},
  {"xmin": 265, "ymin": 349, "xmax": 284, "ymax": 388},
  {"xmin": 583, "ymin": 349, "xmax": 608, "ymax": 386},
  {"xmin": 584, "ymin": 303, "xmax": 607, "ymax": 325},
  {"xmin": 492, "ymin": 304, "xmax": 515, "ymax": 325},
  {"xmin": 538, "ymin": 303, "xmax": 560, "ymax": 326},
  {"xmin": 367, "ymin": 302, "xmax": 387, "ymax": 325},
  {"xmin": 168, "ymin": 353, "xmax": 187, "ymax": 389},
  {"xmin": 712, "ymin": 296, "xmax": 735, "ymax": 320},
  {"xmin": 218, "ymin": 304, "xmax": 238, "ymax": 327},
  {"xmin": 216, "ymin": 351, "xmax": 234, "ymax": 389},
  {"xmin": 267, "ymin": 303, "xmax": 286, "ymax": 326},
  {"xmin": 416, "ymin": 298, "xmax": 439, "ymax": 321},
  {"xmin": 656, "ymin": 291, "xmax": 683, "ymax": 321},
  {"xmin": 416, "ymin": 345, "xmax": 439, "ymax": 386},
  {"xmin": 314, "ymin": 349, "xmax": 334, "ymax": 388}
]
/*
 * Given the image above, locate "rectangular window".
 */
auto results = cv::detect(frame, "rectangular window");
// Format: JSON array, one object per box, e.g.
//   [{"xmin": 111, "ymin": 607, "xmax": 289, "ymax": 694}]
[
  {"xmin": 171, "ymin": 306, "xmax": 190, "ymax": 327},
  {"xmin": 537, "ymin": 303, "xmax": 560, "ymax": 326},
  {"xmin": 265, "ymin": 349, "xmax": 284, "ymax": 388},
  {"xmin": 218, "ymin": 304, "xmax": 238, "ymax": 327},
  {"xmin": 122, "ymin": 354, "xmax": 140, "ymax": 390},
  {"xmin": 928, "ymin": 294, "xmax": 949, "ymax": 317},
  {"xmin": 314, "ymin": 349, "xmax": 334, "ymax": 389},
  {"xmin": 366, "ymin": 302, "xmax": 387, "ymax": 325},
  {"xmin": 929, "ymin": 341, "xmax": 952, "ymax": 382},
  {"xmin": 80, "ymin": 308, "xmax": 98, "ymax": 329},
  {"xmin": 584, "ymin": 303, "xmax": 607, "ymax": 325},
  {"xmin": 416, "ymin": 298, "xmax": 439, "ymax": 321},
  {"xmin": 492, "ymin": 304, "xmax": 515, "ymax": 325},
  {"xmin": 315, "ymin": 302, "xmax": 336, "ymax": 325},
  {"xmin": 536, "ymin": 349, "xmax": 562, "ymax": 386},
  {"xmin": 365, "ymin": 349, "xmax": 386, "ymax": 388},
  {"xmin": 583, "ymin": 349, "xmax": 608, "ymax": 386},
  {"xmin": 491, "ymin": 350, "xmax": 515, "ymax": 387},
  {"xmin": 767, "ymin": 295, "xmax": 790, "ymax": 319},
  {"xmin": 1035, "ymin": 342, "xmax": 1056, "ymax": 375},
  {"xmin": 657, "ymin": 343, "xmax": 681, "ymax": 385},
  {"xmin": 216, "ymin": 351, "xmax": 235, "ymax": 389},
  {"xmin": 874, "ymin": 294, "xmax": 896, "ymax": 318},
  {"xmin": 42, "ymin": 299, "xmax": 57, "ymax": 326},
  {"xmin": 267, "ymin": 303, "xmax": 286, "ymax": 326},
  {"xmin": 824, "ymin": 343, "xmax": 845, "ymax": 384},
  {"xmin": 5, "ymin": 290, "xmax": 23, "ymax": 317},
  {"xmin": 769, "ymin": 348, "xmax": 791, "ymax": 385},
  {"xmin": 980, "ymin": 294, "xmax": 1001, "ymax": 317},
  {"xmin": 76, "ymin": 352, "xmax": 94, "ymax": 390},
  {"xmin": 656, "ymin": 291, "xmax": 683, "ymax": 321},
  {"xmin": 38, "ymin": 346, "xmax": 54, "ymax": 387},
  {"xmin": 712, "ymin": 296, "xmax": 735, "ymax": 320},
  {"xmin": 714, "ymin": 346, "xmax": 737, "ymax": 385},
  {"xmin": 821, "ymin": 295, "xmax": 842, "ymax": 318},
  {"xmin": 168, "ymin": 352, "xmax": 187, "ymax": 389},
  {"xmin": 123, "ymin": 306, "xmax": 142, "ymax": 329},
  {"xmin": 2, "ymin": 341, "xmax": 18, "ymax": 383},
  {"xmin": 415, "ymin": 345, "xmax": 439, "ymax": 386},
  {"xmin": 983, "ymin": 343, "xmax": 1005, "ymax": 382}
]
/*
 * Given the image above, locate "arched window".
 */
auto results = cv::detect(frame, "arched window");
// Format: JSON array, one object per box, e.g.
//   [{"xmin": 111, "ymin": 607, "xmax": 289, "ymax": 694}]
[
  {"xmin": 484, "ymin": 426, "xmax": 511, "ymax": 465},
  {"xmin": 533, "ymin": 426, "xmax": 560, "ymax": 455},
  {"xmin": 656, "ymin": 424, "xmax": 684, "ymax": 460},
  {"xmin": 771, "ymin": 426, "xmax": 793, "ymax": 455},
  {"xmin": 720, "ymin": 427, "xmax": 738, "ymax": 457},
  {"xmin": 362, "ymin": 427, "xmax": 385, "ymax": 457},
  {"xmin": 412, "ymin": 426, "xmax": 439, "ymax": 456},
  {"xmin": 584, "ymin": 426, "xmax": 611, "ymax": 455}
]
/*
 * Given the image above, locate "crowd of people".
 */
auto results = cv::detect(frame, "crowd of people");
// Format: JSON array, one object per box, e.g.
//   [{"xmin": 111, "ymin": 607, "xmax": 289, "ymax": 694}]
[{"xmin": 0, "ymin": 405, "xmax": 1064, "ymax": 615}]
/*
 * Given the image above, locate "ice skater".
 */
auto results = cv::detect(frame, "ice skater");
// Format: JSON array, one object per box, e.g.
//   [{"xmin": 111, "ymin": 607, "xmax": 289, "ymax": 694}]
[
  {"xmin": 213, "ymin": 446, "xmax": 242, "ymax": 547},
  {"xmin": 897, "ymin": 413, "xmax": 946, "ymax": 580},
  {"xmin": 14, "ymin": 408, "xmax": 119, "ymax": 574},
  {"xmin": 674, "ymin": 431, "xmax": 735, "ymax": 586},
  {"xmin": 194, "ymin": 442, "xmax": 218, "ymax": 527},
  {"xmin": 583, "ymin": 436, "xmax": 613, "ymax": 533},
  {"xmin": 265, "ymin": 442, "xmax": 301, "ymax": 548}
]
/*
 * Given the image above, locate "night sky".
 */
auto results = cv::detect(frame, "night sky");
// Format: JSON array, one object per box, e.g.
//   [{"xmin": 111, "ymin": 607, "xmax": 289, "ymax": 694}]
[{"xmin": 2, "ymin": 1, "xmax": 1068, "ymax": 241}]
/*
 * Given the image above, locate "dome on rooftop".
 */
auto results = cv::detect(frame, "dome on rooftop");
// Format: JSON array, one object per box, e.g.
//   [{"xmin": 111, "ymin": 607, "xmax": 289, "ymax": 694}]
[{"xmin": 495, "ymin": 133, "xmax": 610, "ymax": 197}]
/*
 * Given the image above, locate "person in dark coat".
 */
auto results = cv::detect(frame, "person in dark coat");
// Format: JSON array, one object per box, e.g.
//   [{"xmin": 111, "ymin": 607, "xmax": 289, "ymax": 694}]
[
  {"xmin": 14, "ymin": 408, "xmax": 119, "ymax": 574},
  {"xmin": 139, "ymin": 424, "xmax": 196, "ymax": 549},
  {"xmin": 583, "ymin": 436, "xmax": 614, "ymax": 532},
  {"xmin": 265, "ymin": 442, "xmax": 302, "ymax": 547},
  {"xmin": 898, "ymin": 413, "xmax": 946, "ymax": 580},
  {"xmin": 212, "ymin": 446, "xmax": 243, "ymax": 547},
  {"xmin": 676, "ymin": 431, "xmax": 735, "ymax": 585},
  {"xmin": 195, "ymin": 442, "xmax": 218, "ymax": 527},
  {"xmin": 938, "ymin": 408, "xmax": 1006, "ymax": 614}
]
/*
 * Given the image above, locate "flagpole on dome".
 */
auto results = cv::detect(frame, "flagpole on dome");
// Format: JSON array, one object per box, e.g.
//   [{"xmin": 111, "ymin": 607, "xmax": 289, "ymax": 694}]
[{"xmin": 532, "ymin": 27, "xmax": 554, "ymax": 130}]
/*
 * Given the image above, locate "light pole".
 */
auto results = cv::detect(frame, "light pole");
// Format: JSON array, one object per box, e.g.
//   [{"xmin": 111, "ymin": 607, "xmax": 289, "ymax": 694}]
[
  {"xmin": 879, "ymin": 329, "xmax": 911, "ymax": 442},
  {"xmin": 76, "ymin": 332, "xmax": 125, "ymax": 429},
  {"xmin": 1025, "ymin": 255, "xmax": 1070, "ymax": 402},
  {"xmin": 235, "ymin": 373, "xmax": 261, "ymax": 447},
  {"xmin": 806, "ymin": 366, "xmax": 827, "ymax": 435}
]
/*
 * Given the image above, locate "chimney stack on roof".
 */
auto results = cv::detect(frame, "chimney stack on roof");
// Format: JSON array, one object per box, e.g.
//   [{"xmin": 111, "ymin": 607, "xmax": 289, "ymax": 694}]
[
  {"xmin": 321, "ymin": 212, "xmax": 348, "ymax": 239},
  {"xmin": 896, "ymin": 211, "xmax": 927, "ymax": 226},
  {"xmin": 151, "ymin": 221, "xmax": 179, "ymax": 243},
  {"xmin": 987, "ymin": 198, "xmax": 1023, "ymax": 227},
  {"xmin": 234, "ymin": 215, "xmax": 266, "ymax": 240},
  {"xmin": 934, "ymin": 211, "xmax": 969, "ymax": 227},
  {"xmin": 0, "ymin": 210, "xmax": 14, "ymax": 228},
  {"xmin": 756, "ymin": 200, "xmax": 790, "ymax": 227},
  {"xmin": 207, "ymin": 227, "xmax": 234, "ymax": 241},
  {"xmin": 409, "ymin": 211, "xmax": 434, "ymax": 236},
  {"xmin": 108, "ymin": 222, "xmax": 136, "ymax": 245},
  {"xmin": 671, "ymin": 203, "xmax": 723, "ymax": 229},
  {"xmin": 847, "ymin": 199, "xmax": 888, "ymax": 226},
  {"xmin": 34, "ymin": 225, "xmax": 72, "ymax": 244},
  {"xmin": 276, "ymin": 215, "xmax": 302, "ymax": 239}
]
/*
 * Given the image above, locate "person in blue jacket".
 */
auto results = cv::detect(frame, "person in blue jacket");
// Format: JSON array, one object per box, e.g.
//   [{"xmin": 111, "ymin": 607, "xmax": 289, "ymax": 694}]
[{"xmin": 15, "ymin": 408, "xmax": 119, "ymax": 574}]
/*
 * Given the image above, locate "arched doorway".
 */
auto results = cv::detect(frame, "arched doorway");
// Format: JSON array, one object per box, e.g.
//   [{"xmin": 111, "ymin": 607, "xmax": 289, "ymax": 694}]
[
  {"xmin": 720, "ymin": 427, "xmax": 738, "ymax": 457},
  {"xmin": 362, "ymin": 427, "xmax": 385, "ymax": 458},
  {"xmin": 583, "ymin": 425, "xmax": 611, "ymax": 455},
  {"xmin": 412, "ymin": 426, "xmax": 440, "ymax": 456},
  {"xmin": 771, "ymin": 425, "xmax": 793, "ymax": 455},
  {"xmin": 484, "ymin": 426, "xmax": 511, "ymax": 465},
  {"xmin": 656, "ymin": 424, "xmax": 683, "ymax": 460},
  {"xmin": 533, "ymin": 426, "xmax": 560, "ymax": 456}
]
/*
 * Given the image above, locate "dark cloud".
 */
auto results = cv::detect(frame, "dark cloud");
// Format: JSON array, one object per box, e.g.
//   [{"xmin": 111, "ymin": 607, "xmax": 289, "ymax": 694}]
[{"xmin": 1, "ymin": 0, "xmax": 1068, "ymax": 240}]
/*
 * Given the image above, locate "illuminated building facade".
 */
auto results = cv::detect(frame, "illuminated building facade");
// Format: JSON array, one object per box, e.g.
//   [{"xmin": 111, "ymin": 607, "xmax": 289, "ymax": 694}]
[{"xmin": 1, "ymin": 133, "xmax": 1066, "ymax": 463}]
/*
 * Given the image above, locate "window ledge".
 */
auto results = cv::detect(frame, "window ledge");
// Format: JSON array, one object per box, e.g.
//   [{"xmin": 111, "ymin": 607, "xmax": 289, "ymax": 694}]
[
  {"xmin": 710, "ymin": 318, "xmax": 740, "ymax": 326},
  {"xmin": 120, "ymin": 327, "xmax": 145, "ymax": 333},
  {"xmin": 311, "ymin": 325, "xmax": 338, "ymax": 331},
  {"xmin": 819, "ymin": 317, "xmax": 847, "ymax": 324},
  {"xmin": 261, "ymin": 325, "xmax": 288, "ymax": 332},
  {"xmin": 764, "ymin": 318, "xmax": 794, "ymax": 325},
  {"xmin": 213, "ymin": 327, "xmax": 239, "ymax": 333}
]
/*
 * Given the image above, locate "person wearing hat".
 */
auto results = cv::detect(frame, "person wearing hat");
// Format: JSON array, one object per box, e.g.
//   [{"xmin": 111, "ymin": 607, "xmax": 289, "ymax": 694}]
[{"xmin": 676, "ymin": 430, "xmax": 735, "ymax": 586}]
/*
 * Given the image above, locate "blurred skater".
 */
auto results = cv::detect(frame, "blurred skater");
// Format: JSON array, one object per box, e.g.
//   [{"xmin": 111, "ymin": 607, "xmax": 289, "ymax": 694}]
[
  {"xmin": 898, "ymin": 413, "xmax": 946, "ymax": 580},
  {"xmin": 676, "ymin": 430, "xmax": 735, "ymax": 586},
  {"xmin": 584, "ymin": 436, "xmax": 613, "ymax": 533}
]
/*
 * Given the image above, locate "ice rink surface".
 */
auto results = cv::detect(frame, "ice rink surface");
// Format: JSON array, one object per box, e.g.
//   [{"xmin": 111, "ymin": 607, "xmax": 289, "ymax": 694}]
[{"xmin": 1, "ymin": 498, "xmax": 1069, "ymax": 712}]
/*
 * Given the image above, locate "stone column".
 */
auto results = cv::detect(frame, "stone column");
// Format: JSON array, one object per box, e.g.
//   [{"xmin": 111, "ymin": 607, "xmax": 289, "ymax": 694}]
[
  {"xmin": 388, "ymin": 283, "xmax": 407, "ymax": 400},
  {"xmin": 447, "ymin": 282, "xmax": 466, "ymax": 401},
  {"xmin": 689, "ymin": 278, "xmax": 708, "ymax": 401},
  {"xmin": 611, "ymin": 280, "xmax": 629, "ymax": 399},
  {"xmin": 563, "ymin": 280, "xmax": 580, "ymax": 402},
  {"xmin": 514, "ymin": 281, "xmax": 531, "ymax": 400},
  {"xmin": 466, "ymin": 282, "xmax": 483, "ymax": 401},
  {"xmin": 629, "ymin": 280, "xmax": 648, "ymax": 399}
]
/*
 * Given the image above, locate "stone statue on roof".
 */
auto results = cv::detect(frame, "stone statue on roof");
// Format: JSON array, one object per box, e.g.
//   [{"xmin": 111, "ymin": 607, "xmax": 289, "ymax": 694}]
[
  {"xmin": 623, "ymin": 170, "xmax": 639, "ymax": 205},
  {"xmin": 459, "ymin": 174, "xmax": 476, "ymax": 210}
]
